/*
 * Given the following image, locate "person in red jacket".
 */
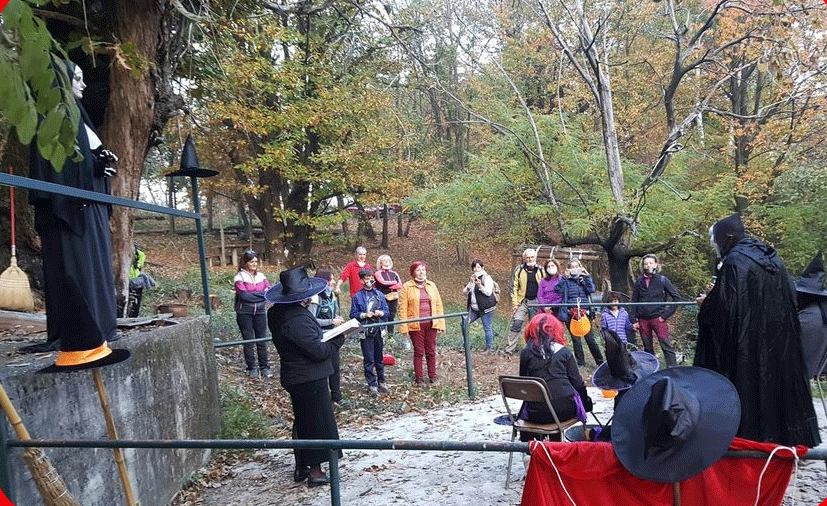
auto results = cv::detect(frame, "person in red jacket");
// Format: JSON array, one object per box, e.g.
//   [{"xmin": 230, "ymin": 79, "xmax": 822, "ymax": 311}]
[{"xmin": 335, "ymin": 246, "xmax": 373, "ymax": 298}]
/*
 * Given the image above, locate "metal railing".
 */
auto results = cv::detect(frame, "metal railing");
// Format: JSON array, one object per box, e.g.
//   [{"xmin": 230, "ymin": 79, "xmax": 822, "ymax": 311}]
[
  {"xmin": 4, "ymin": 437, "xmax": 825, "ymax": 506},
  {"xmin": 214, "ymin": 312, "xmax": 477, "ymax": 397},
  {"xmin": 0, "ymin": 172, "xmax": 212, "ymax": 315}
]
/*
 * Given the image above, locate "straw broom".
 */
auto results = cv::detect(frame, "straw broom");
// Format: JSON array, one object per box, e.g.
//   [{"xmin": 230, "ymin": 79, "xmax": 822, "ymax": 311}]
[
  {"xmin": 92, "ymin": 369, "xmax": 139, "ymax": 506},
  {"xmin": 0, "ymin": 380, "xmax": 81, "ymax": 506},
  {"xmin": 0, "ymin": 167, "xmax": 35, "ymax": 311}
]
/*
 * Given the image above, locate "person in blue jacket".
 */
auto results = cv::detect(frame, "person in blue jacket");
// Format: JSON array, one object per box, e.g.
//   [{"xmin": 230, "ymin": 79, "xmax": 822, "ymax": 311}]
[
  {"xmin": 555, "ymin": 258, "xmax": 604, "ymax": 367},
  {"xmin": 600, "ymin": 292, "xmax": 635, "ymax": 345},
  {"xmin": 350, "ymin": 268, "xmax": 390, "ymax": 395}
]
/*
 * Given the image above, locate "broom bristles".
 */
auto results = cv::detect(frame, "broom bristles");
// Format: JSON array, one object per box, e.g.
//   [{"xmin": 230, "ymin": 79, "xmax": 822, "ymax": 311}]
[
  {"xmin": 0, "ymin": 261, "xmax": 35, "ymax": 311},
  {"xmin": 22, "ymin": 449, "xmax": 82, "ymax": 506}
]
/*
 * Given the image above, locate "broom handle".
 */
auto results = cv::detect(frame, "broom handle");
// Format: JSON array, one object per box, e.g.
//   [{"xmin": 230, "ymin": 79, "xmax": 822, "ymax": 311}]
[
  {"xmin": 93, "ymin": 369, "xmax": 139, "ymax": 506},
  {"xmin": 9, "ymin": 166, "xmax": 15, "ymax": 257},
  {"xmin": 0, "ymin": 379, "xmax": 31, "ymax": 441}
]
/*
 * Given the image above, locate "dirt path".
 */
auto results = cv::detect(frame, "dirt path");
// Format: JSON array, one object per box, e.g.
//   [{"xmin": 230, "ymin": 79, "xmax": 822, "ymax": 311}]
[{"xmin": 189, "ymin": 388, "xmax": 827, "ymax": 506}]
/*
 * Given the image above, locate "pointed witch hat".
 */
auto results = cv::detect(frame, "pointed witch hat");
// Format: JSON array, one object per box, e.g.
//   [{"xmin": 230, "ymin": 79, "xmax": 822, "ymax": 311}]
[
  {"xmin": 796, "ymin": 251, "xmax": 827, "ymax": 297},
  {"xmin": 592, "ymin": 328, "xmax": 659, "ymax": 391},
  {"xmin": 164, "ymin": 134, "xmax": 218, "ymax": 178}
]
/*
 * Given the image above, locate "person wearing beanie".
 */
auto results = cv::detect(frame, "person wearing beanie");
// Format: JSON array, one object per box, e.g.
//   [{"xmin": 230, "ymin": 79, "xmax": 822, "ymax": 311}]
[{"xmin": 695, "ymin": 213, "xmax": 820, "ymax": 447}]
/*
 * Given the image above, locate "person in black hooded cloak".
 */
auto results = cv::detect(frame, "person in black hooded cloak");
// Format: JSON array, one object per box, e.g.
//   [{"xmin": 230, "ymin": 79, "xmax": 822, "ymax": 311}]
[
  {"xmin": 694, "ymin": 213, "xmax": 820, "ymax": 447},
  {"xmin": 26, "ymin": 60, "xmax": 126, "ymax": 370},
  {"xmin": 795, "ymin": 252, "xmax": 827, "ymax": 380}
]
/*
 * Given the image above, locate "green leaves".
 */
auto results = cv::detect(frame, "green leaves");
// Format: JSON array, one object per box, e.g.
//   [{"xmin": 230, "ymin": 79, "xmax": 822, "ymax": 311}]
[{"xmin": 0, "ymin": 0, "xmax": 79, "ymax": 171}]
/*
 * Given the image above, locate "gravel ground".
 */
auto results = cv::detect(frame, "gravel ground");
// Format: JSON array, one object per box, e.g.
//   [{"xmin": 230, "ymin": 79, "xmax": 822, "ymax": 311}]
[{"xmin": 192, "ymin": 386, "xmax": 827, "ymax": 506}]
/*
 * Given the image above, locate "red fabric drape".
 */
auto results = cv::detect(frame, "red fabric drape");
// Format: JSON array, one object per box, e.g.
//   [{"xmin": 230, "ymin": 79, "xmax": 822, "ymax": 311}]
[{"xmin": 521, "ymin": 437, "xmax": 808, "ymax": 506}]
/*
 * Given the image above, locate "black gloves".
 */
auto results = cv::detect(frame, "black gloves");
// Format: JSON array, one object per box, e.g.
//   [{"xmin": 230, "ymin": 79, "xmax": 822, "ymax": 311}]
[{"xmin": 93, "ymin": 147, "xmax": 118, "ymax": 178}]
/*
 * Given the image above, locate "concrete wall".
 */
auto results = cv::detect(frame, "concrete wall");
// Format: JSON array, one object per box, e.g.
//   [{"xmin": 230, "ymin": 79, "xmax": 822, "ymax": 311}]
[{"xmin": 2, "ymin": 316, "xmax": 221, "ymax": 506}]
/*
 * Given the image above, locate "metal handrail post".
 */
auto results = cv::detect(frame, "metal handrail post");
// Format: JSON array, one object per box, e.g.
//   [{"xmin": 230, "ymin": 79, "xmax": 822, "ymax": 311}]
[
  {"xmin": 190, "ymin": 176, "xmax": 211, "ymax": 316},
  {"xmin": 329, "ymin": 448, "xmax": 341, "ymax": 506},
  {"xmin": 461, "ymin": 315, "xmax": 476, "ymax": 398}
]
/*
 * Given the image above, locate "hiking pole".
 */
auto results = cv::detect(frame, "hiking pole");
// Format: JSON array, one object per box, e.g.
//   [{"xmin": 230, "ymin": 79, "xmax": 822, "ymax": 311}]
[
  {"xmin": 92, "ymin": 369, "xmax": 138, "ymax": 506},
  {"xmin": 0, "ymin": 380, "xmax": 81, "ymax": 506}
]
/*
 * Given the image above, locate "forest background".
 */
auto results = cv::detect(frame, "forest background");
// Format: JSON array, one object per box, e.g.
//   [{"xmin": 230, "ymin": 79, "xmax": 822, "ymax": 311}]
[{"xmin": 1, "ymin": 0, "xmax": 827, "ymax": 304}]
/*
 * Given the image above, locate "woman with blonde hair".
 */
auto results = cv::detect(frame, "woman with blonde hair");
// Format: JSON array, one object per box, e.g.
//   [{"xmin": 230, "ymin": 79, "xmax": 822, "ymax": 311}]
[{"xmin": 374, "ymin": 254, "xmax": 402, "ymax": 335}]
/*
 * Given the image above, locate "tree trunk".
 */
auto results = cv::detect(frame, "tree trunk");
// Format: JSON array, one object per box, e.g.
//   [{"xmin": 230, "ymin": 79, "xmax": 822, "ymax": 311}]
[
  {"xmin": 206, "ymin": 190, "xmax": 213, "ymax": 232},
  {"xmin": 381, "ymin": 203, "xmax": 389, "ymax": 248},
  {"xmin": 397, "ymin": 213, "xmax": 403, "ymax": 237},
  {"xmin": 102, "ymin": 0, "xmax": 163, "ymax": 316},
  {"xmin": 338, "ymin": 195, "xmax": 348, "ymax": 237},
  {"xmin": 605, "ymin": 246, "xmax": 632, "ymax": 296},
  {"xmin": 167, "ymin": 179, "xmax": 176, "ymax": 234}
]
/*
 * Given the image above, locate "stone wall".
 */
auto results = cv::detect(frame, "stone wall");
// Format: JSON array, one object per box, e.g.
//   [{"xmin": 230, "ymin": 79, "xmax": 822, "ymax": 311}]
[{"xmin": 1, "ymin": 316, "xmax": 221, "ymax": 506}]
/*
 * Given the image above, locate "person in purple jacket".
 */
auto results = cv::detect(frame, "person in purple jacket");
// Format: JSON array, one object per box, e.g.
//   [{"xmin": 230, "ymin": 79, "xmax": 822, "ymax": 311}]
[
  {"xmin": 600, "ymin": 292, "xmax": 635, "ymax": 345},
  {"xmin": 537, "ymin": 258, "xmax": 564, "ymax": 318},
  {"xmin": 234, "ymin": 250, "xmax": 272, "ymax": 378}
]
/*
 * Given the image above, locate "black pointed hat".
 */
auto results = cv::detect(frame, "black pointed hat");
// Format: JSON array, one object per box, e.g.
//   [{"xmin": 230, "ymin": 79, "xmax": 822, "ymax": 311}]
[
  {"xmin": 611, "ymin": 367, "xmax": 740, "ymax": 483},
  {"xmin": 265, "ymin": 266, "xmax": 327, "ymax": 304},
  {"xmin": 592, "ymin": 328, "xmax": 659, "ymax": 391},
  {"xmin": 796, "ymin": 252, "xmax": 827, "ymax": 297},
  {"xmin": 165, "ymin": 134, "xmax": 218, "ymax": 178}
]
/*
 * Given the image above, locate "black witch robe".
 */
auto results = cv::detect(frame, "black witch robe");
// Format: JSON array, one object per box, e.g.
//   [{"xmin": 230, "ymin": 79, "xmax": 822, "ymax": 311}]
[
  {"xmin": 29, "ymin": 98, "xmax": 117, "ymax": 352},
  {"xmin": 798, "ymin": 299, "xmax": 827, "ymax": 379},
  {"xmin": 695, "ymin": 237, "xmax": 821, "ymax": 447}
]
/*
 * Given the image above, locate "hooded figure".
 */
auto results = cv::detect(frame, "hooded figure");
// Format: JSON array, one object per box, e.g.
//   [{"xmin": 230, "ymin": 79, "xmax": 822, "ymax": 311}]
[
  {"xmin": 796, "ymin": 252, "xmax": 827, "ymax": 379},
  {"xmin": 694, "ymin": 214, "xmax": 820, "ymax": 447}
]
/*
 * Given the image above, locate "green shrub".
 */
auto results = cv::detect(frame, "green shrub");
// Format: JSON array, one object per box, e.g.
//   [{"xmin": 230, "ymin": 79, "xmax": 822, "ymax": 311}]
[{"xmin": 219, "ymin": 385, "xmax": 272, "ymax": 439}]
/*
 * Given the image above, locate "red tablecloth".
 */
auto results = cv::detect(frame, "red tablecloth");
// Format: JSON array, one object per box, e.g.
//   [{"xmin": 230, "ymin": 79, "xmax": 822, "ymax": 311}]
[{"xmin": 522, "ymin": 437, "xmax": 808, "ymax": 506}]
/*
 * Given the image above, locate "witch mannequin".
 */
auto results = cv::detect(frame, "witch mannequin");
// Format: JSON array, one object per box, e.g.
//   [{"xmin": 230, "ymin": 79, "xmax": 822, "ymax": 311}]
[{"xmin": 29, "ymin": 61, "xmax": 128, "ymax": 370}]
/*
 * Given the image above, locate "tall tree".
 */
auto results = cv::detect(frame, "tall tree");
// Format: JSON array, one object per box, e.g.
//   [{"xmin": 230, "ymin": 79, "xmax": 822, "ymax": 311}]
[{"xmin": 191, "ymin": 5, "xmax": 418, "ymax": 266}]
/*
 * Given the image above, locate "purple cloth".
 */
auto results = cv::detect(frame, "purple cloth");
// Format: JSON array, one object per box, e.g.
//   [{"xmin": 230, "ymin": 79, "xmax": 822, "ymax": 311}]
[
  {"xmin": 572, "ymin": 393, "xmax": 588, "ymax": 423},
  {"xmin": 537, "ymin": 276, "xmax": 563, "ymax": 306}
]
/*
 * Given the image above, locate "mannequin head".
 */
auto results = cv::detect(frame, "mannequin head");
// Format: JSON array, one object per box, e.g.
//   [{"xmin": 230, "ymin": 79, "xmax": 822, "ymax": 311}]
[{"xmin": 70, "ymin": 64, "xmax": 85, "ymax": 99}]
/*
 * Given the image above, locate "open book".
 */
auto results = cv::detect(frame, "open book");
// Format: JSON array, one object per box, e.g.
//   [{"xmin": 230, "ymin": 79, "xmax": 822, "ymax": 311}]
[{"xmin": 321, "ymin": 318, "xmax": 363, "ymax": 342}]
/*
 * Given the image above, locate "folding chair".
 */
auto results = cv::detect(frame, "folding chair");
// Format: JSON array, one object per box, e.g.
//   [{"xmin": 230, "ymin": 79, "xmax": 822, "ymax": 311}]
[{"xmin": 498, "ymin": 375, "xmax": 581, "ymax": 488}]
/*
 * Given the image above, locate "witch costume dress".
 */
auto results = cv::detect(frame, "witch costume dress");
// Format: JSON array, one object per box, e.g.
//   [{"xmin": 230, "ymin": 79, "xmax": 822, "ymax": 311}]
[
  {"xmin": 29, "ymin": 96, "xmax": 119, "ymax": 362},
  {"xmin": 695, "ymin": 233, "xmax": 820, "ymax": 447}
]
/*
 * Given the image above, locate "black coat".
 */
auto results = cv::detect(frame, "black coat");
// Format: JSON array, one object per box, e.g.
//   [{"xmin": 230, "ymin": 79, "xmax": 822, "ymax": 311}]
[
  {"xmin": 629, "ymin": 273, "xmax": 680, "ymax": 322},
  {"xmin": 268, "ymin": 303, "xmax": 344, "ymax": 389},
  {"xmin": 30, "ymin": 99, "xmax": 117, "ymax": 349},
  {"xmin": 519, "ymin": 343, "xmax": 593, "ymax": 423},
  {"xmin": 695, "ymin": 238, "xmax": 820, "ymax": 447},
  {"xmin": 798, "ymin": 299, "xmax": 827, "ymax": 379}
]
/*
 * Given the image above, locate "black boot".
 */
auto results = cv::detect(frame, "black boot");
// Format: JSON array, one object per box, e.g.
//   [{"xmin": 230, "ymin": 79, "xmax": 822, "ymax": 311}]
[{"xmin": 293, "ymin": 465, "xmax": 310, "ymax": 482}]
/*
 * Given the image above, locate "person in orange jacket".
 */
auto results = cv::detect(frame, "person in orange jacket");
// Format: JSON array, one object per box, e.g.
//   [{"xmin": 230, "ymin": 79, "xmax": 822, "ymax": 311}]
[{"xmin": 398, "ymin": 261, "xmax": 445, "ymax": 386}]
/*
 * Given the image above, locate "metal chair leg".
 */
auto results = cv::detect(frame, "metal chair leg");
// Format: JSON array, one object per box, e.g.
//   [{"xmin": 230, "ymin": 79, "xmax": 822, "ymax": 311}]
[{"xmin": 505, "ymin": 428, "xmax": 516, "ymax": 489}]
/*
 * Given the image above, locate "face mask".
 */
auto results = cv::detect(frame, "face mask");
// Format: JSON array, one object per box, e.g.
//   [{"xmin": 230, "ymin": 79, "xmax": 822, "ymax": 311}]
[
  {"xmin": 546, "ymin": 266, "xmax": 557, "ymax": 275},
  {"xmin": 526, "ymin": 261, "xmax": 536, "ymax": 268},
  {"xmin": 363, "ymin": 279, "xmax": 374, "ymax": 288}
]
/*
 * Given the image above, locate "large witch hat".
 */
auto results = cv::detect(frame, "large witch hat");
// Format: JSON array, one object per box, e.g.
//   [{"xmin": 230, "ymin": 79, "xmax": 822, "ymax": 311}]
[
  {"xmin": 592, "ymin": 328, "xmax": 659, "ymax": 391},
  {"xmin": 38, "ymin": 342, "xmax": 130, "ymax": 373},
  {"xmin": 611, "ymin": 367, "xmax": 740, "ymax": 483},
  {"xmin": 164, "ymin": 134, "xmax": 218, "ymax": 178},
  {"xmin": 796, "ymin": 252, "xmax": 827, "ymax": 297},
  {"xmin": 265, "ymin": 266, "xmax": 327, "ymax": 304}
]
